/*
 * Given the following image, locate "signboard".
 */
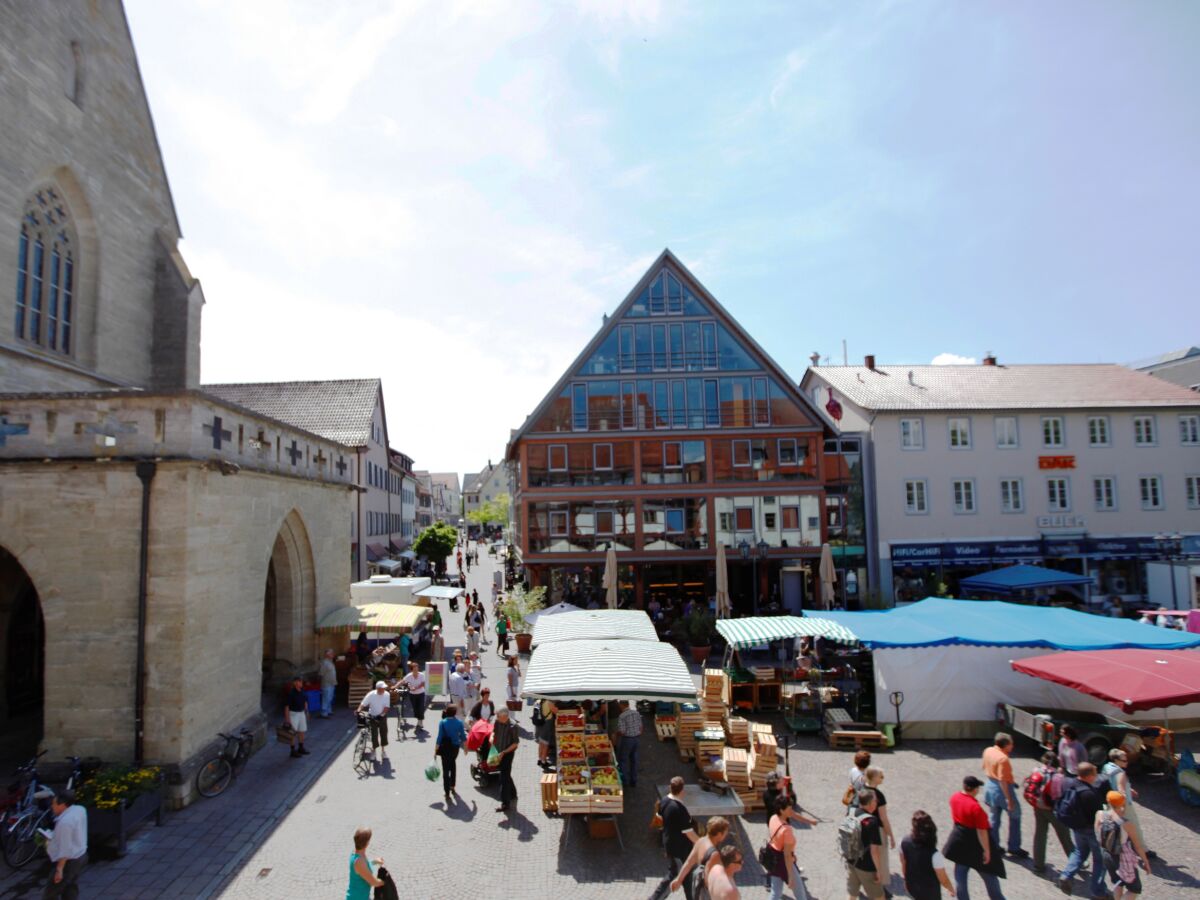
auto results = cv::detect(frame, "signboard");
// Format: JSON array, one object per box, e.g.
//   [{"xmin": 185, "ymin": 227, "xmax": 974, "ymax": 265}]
[
  {"xmin": 1038, "ymin": 456, "xmax": 1076, "ymax": 470},
  {"xmin": 890, "ymin": 543, "xmax": 943, "ymax": 564},
  {"xmin": 425, "ymin": 661, "xmax": 447, "ymax": 697},
  {"xmin": 991, "ymin": 541, "xmax": 1043, "ymax": 559},
  {"xmin": 1037, "ymin": 514, "xmax": 1085, "ymax": 528}
]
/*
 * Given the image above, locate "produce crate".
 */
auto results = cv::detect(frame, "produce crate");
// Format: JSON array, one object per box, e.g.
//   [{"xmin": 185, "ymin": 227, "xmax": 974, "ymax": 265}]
[
  {"xmin": 703, "ymin": 668, "xmax": 727, "ymax": 699},
  {"xmin": 590, "ymin": 793, "xmax": 624, "ymax": 815},
  {"xmin": 724, "ymin": 715, "xmax": 750, "ymax": 749},
  {"xmin": 556, "ymin": 711, "xmax": 586, "ymax": 732},
  {"xmin": 541, "ymin": 772, "xmax": 558, "ymax": 814},
  {"xmin": 558, "ymin": 793, "xmax": 591, "ymax": 814},
  {"xmin": 723, "ymin": 748, "xmax": 750, "ymax": 785}
]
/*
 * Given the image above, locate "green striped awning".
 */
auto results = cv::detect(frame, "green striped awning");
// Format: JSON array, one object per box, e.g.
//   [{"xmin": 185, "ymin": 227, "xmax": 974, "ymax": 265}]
[
  {"xmin": 521, "ymin": 640, "xmax": 698, "ymax": 702},
  {"xmin": 716, "ymin": 616, "xmax": 857, "ymax": 649},
  {"xmin": 530, "ymin": 609, "xmax": 658, "ymax": 647}
]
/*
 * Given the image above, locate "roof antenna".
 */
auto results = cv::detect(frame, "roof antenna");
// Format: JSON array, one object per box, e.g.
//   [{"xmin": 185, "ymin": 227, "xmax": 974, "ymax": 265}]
[{"xmin": 842, "ymin": 339, "xmax": 848, "ymax": 367}]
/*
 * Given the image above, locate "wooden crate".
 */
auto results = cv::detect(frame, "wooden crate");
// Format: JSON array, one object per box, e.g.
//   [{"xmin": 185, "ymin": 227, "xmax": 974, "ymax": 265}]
[
  {"xmin": 540, "ymin": 772, "xmax": 558, "ymax": 814},
  {"xmin": 558, "ymin": 793, "xmax": 591, "ymax": 814},
  {"xmin": 724, "ymin": 715, "xmax": 750, "ymax": 749},
  {"xmin": 703, "ymin": 668, "xmax": 726, "ymax": 699},
  {"xmin": 587, "ymin": 815, "xmax": 619, "ymax": 839},
  {"xmin": 828, "ymin": 730, "xmax": 888, "ymax": 751},
  {"xmin": 655, "ymin": 718, "xmax": 677, "ymax": 741},
  {"xmin": 723, "ymin": 747, "xmax": 750, "ymax": 785},
  {"xmin": 590, "ymin": 794, "xmax": 624, "ymax": 815}
]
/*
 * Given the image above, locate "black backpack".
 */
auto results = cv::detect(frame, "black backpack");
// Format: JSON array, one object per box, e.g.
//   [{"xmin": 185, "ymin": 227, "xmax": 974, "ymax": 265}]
[{"xmin": 1054, "ymin": 780, "xmax": 1091, "ymax": 830}]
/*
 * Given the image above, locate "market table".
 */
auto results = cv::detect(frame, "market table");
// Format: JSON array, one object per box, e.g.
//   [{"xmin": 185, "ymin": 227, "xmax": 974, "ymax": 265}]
[{"xmin": 655, "ymin": 783, "xmax": 746, "ymax": 820}]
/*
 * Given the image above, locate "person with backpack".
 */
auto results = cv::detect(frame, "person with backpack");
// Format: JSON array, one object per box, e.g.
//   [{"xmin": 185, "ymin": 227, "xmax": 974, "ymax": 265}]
[
  {"xmin": 841, "ymin": 788, "xmax": 884, "ymax": 899},
  {"xmin": 670, "ymin": 816, "xmax": 730, "ymax": 897},
  {"xmin": 653, "ymin": 776, "xmax": 700, "ymax": 900},
  {"xmin": 943, "ymin": 775, "xmax": 1006, "ymax": 900},
  {"xmin": 899, "ymin": 810, "xmax": 954, "ymax": 900},
  {"xmin": 1095, "ymin": 791, "xmax": 1150, "ymax": 898},
  {"xmin": 1101, "ymin": 749, "xmax": 1148, "ymax": 860},
  {"xmin": 1024, "ymin": 751, "xmax": 1075, "ymax": 876},
  {"xmin": 1055, "ymin": 762, "xmax": 1108, "ymax": 898}
]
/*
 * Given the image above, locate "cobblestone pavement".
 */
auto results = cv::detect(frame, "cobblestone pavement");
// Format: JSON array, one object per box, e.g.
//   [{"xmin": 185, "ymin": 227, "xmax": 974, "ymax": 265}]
[{"xmin": 5, "ymin": 547, "xmax": 1199, "ymax": 898}]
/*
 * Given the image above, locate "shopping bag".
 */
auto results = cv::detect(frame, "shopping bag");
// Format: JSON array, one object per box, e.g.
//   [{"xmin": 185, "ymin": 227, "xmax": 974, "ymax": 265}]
[
  {"xmin": 487, "ymin": 745, "xmax": 501, "ymax": 767},
  {"xmin": 424, "ymin": 764, "xmax": 440, "ymax": 782}
]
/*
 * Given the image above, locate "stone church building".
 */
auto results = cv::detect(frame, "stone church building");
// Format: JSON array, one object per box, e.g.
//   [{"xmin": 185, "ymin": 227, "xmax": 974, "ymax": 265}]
[{"xmin": 0, "ymin": 1, "xmax": 353, "ymax": 803}]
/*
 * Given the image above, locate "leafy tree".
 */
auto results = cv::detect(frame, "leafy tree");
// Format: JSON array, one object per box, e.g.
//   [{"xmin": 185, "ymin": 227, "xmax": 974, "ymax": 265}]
[
  {"xmin": 500, "ymin": 584, "xmax": 546, "ymax": 633},
  {"xmin": 412, "ymin": 522, "xmax": 458, "ymax": 574},
  {"xmin": 466, "ymin": 492, "xmax": 511, "ymax": 527}
]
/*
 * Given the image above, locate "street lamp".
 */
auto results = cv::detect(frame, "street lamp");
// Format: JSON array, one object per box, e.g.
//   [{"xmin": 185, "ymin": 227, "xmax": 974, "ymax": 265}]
[
  {"xmin": 1153, "ymin": 532, "xmax": 1184, "ymax": 610},
  {"xmin": 738, "ymin": 538, "xmax": 771, "ymax": 614}
]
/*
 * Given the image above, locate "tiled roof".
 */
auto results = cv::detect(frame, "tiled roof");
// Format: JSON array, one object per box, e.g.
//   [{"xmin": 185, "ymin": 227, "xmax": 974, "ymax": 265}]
[
  {"xmin": 809, "ymin": 364, "xmax": 1200, "ymax": 412},
  {"xmin": 1131, "ymin": 347, "xmax": 1200, "ymax": 370},
  {"xmin": 202, "ymin": 379, "xmax": 381, "ymax": 446},
  {"xmin": 462, "ymin": 472, "xmax": 482, "ymax": 491},
  {"xmin": 430, "ymin": 472, "xmax": 460, "ymax": 492}
]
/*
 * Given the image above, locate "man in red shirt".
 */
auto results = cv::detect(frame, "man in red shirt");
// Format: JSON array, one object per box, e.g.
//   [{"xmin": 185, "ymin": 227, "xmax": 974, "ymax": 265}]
[{"xmin": 948, "ymin": 775, "xmax": 1005, "ymax": 899}]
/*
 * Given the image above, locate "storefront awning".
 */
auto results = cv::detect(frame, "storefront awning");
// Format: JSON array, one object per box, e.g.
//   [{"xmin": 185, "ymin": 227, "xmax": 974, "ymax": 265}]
[
  {"xmin": 373, "ymin": 559, "xmax": 403, "ymax": 574},
  {"xmin": 366, "ymin": 542, "xmax": 388, "ymax": 562},
  {"xmin": 960, "ymin": 564, "xmax": 1092, "ymax": 594},
  {"xmin": 521, "ymin": 640, "xmax": 697, "ymax": 702},
  {"xmin": 716, "ymin": 615, "xmax": 857, "ymax": 649},
  {"xmin": 530, "ymin": 609, "xmax": 658, "ymax": 647},
  {"xmin": 1012, "ymin": 649, "xmax": 1200, "ymax": 713},
  {"xmin": 316, "ymin": 602, "xmax": 430, "ymax": 633}
]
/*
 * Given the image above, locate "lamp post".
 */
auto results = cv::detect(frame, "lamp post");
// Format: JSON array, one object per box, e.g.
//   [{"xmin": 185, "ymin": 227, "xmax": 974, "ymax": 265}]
[
  {"xmin": 739, "ymin": 537, "xmax": 771, "ymax": 614},
  {"xmin": 1153, "ymin": 532, "xmax": 1183, "ymax": 610}
]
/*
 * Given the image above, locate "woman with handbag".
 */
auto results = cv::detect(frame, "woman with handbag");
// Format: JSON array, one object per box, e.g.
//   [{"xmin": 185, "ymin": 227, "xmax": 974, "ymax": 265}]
[
  {"xmin": 763, "ymin": 794, "xmax": 808, "ymax": 900},
  {"xmin": 434, "ymin": 706, "xmax": 467, "ymax": 805}
]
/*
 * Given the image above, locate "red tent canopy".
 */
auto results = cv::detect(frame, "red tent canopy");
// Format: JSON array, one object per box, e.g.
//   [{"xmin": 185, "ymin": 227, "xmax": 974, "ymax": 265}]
[{"xmin": 1011, "ymin": 649, "xmax": 1200, "ymax": 714}]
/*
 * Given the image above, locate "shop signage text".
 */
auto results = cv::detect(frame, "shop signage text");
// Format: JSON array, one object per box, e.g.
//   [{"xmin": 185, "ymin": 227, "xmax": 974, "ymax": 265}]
[
  {"xmin": 1037, "ymin": 514, "xmax": 1086, "ymax": 528},
  {"xmin": 1038, "ymin": 455, "xmax": 1076, "ymax": 469}
]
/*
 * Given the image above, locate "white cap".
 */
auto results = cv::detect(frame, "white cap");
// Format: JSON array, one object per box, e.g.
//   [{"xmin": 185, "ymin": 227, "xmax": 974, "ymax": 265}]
[{"xmin": 375, "ymin": 681, "xmax": 388, "ymax": 689}]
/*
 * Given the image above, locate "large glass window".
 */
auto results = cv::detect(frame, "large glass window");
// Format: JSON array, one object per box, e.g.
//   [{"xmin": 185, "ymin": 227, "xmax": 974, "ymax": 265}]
[
  {"xmin": 15, "ymin": 186, "xmax": 77, "ymax": 353},
  {"xmin": 704, "ymin": 379, "xmax": 719, "ymax": 426},
  {"xmin": 900, "ymin": 418, "xmax": 923, "ymax": 450},
  {"xmin": 713, "ymin": 494, "xmax": 819, "ymax": 548},
  {"xmin": 1047, "ymin": 477, "xmax": 1070, "ymax": 511},
  {"xmin": 643, "ymin": 498, "xmax": 707, "ymax": 549},
  {"xmin": 669, "ymin": 324, "xmax": 684, "ymax": 370},
  {"xmin": 753, "ymin": 377, "xmax": 770, "ymax": 425},
  {"xmin": 701, "ymin": 322, "xmax": 717, "ymax": 369},
  {"xmin": 1088, "ymin": 416, "xmax": 1110, "ymax": 447},
  {"xmin": 1139, "ymin": 476, "xmax": 1163, "ymax": 509},
  {"xmin": 994, "ymin": 417, "xmax": 1018, "ymax": 448},
  {"xmin": 948, "ymin": 417, "xmax": 972, "ymax": 449},
  {"xmin": 671, "ymin": 380, "xmax": 686, "ymax": 428},
  {"xmin": 1133, "ymin": 416, "xmax": 1157, "ymax": 446},
  {"xmin": 1000, "ymin": 478, "xmax": 1023, "ymax": 512},
  {"xmin": 572, "ymin": 383, "xmax": 588, "ymax": 431},
  {"xmin": 1042, "ymin": 416, "xmax": 1064, "ymax": 448},
  {"xmin": 641, "ymin": 440, "xmax": 705, "ymax": 484},
  {"xmin": 666, "ymin": 272, "xmax": 684, "ymax": 314},
  {"xmin": 634, "ymin": 324, "xmax": 652, "ymax": 373},
  {"xmin": 654, "ymin": 381, "xmax": 670, "ymax": 429},
  {"xmin": 652, "ymin": 325, "xmax": 667, "ymax": 370}
]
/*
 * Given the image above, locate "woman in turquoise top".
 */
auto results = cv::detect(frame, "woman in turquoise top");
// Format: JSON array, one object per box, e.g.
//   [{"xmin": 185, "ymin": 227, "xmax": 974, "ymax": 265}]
[{"xmin": 347, "ymin": 827, "xmax": 384, "ymax": 900}]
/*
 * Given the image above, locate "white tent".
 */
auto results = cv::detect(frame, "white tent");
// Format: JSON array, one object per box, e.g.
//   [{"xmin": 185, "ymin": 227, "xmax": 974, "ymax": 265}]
[
  {"xmin": 349, "ymin": 576, "xmax": 431, "ymax": 605},
  {"xmin": 523, "ymin": 602, "xmax": 583, "ymax": 630},
  {"xmin": 530, "ymin": 609, "xmax": 658, "ymax": 647},
  {"xmin": 521, "ymin": 640, "xmax": 698, "ymax": 702}
]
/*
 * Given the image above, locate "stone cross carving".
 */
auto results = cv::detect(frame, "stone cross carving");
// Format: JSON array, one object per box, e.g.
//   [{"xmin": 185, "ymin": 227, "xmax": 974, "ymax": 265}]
[
  {"xmin": 82, "ymin": 415, "xmax": 138, "ymax": 441},
  {"xmin": 285, "ymin": 439, "xmax": 302, "ymax": 466},
  {"xmin": 204, "ymin": 416, "xmax": 232, "ymax": 450},
  {"xmin": 336, "ymin": 455, "xmax": 348, "ymax": 476},
  {"xmin": 314, "ymin": 449, "xmax": 328, "ymax": 470},
  {"xmin": 0, "ymin": 416, "xmax": 30, "ymax": 447},
  {"xmin": 248, "ymin": 429, "xmax": 272, "ymax": 456}
]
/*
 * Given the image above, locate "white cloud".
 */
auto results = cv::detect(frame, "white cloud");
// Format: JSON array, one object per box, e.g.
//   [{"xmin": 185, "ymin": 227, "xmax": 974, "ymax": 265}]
[
  {"xmin": 931, "ymin": 352, "xmax": 977, "ymax": 366},
  {"xmin": 770, "ymin": 49, "xmax": 809, "ymax": 108}
]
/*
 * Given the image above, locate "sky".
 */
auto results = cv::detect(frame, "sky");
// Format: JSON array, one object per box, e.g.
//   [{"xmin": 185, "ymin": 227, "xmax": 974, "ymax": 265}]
[{"xmin": 124, "ymin": 0, "xmax": 1200, "ymax": 476}]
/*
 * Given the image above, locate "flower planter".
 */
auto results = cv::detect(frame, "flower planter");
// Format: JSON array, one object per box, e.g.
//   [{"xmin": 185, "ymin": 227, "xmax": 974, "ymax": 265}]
[
  {"xmin": 689, "ymin": 644, "xmax": 711, "ymax": 665},
  {"xmin": 514, "ymin": 632, "xmax": 533, "ymax": 654},
  {"xmin": 87, "ymin": 785, "xmax": 164, "ymax": 857}
]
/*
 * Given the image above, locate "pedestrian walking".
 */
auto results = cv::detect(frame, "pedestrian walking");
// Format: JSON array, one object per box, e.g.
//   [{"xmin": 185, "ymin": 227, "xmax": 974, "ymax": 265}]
[
  {"xmin": 1055, "ymin": 762, "xmax": 1108, "ymax": 898},
  {"xmin": 448, "ymin": 662, "xmax": 470, "ymax": 717},
  {"xmin": 845, "ymin": 751, "xmax": 871, "ymax": 809},
  {"xmin": 1095, "ymin": 791, "xmax": 1150, "ymax": 899},
  {"xmin": 401, "ymin": 661, "xmax": 427, "ymax": 731},
  {"xmin": 653, "ymin": 776, "xmax": 700, "ymax": 900},
  {"xmin": 434, "ymin": 706, "xmax": 467, "ymax": 804},
  {"xmin": 491, "ymin": 706, "xmax": 520, "ymax": 813},
  {"xmin": 285, "ymin": 675, "xmax": 310, "ymax": 758},
  {"xmin": 472, "ymin": 588, "xmax": 479, "ymax": 606},
  {"xmin": 982, "ymin": 732, "xmax": 1027, "ymax": 859},
  {"xmin": 496, "ymin": 615, "xmax": 509, "ymax": 656},
  {"xmin": 42, "ymin": 790, "xmax": 86, "ymax": 900},
  {"xmin": 765, "ymin": 793, "xmax": 809, "ymax": 900},
  {"xmin": 671, "ymin": 816, "xmax": 731, "ymax": 895},
  {"xmin": 431, "ymin": 604, "xmax": 443, "ymax": 630},
  {"xmin": 943, "ymin": 775, "xmax": 1006, "ymax": 900},
  {"xmin": 398, "ymin": 632, "xmax": 411, "ymax": 670},
  {"xmin": 862, "ymin": 767, "xmax": 896, "ymax": 894},
  {"xmin": 706, "ymin": 844, "xmax": 745, "ymax": 900},
  {"xmin": 1057, "ymin": 725, "xmax": 1087, "ymax": 777},
  {"xmin": 357, "ymin": 681, "xmax": 391, "ymax": 759},
  {"xmin": 899, "ymin": 810, "xmax": 954, "ymax": 900},
  {"xmin": 469, "ymin": 687, "xmax": 496, "ymax": 724},
  {"xmin": 346, "ymin": 827, "xmax": 385, "ymax": 898},
  {"xmin": 842, "ymin": 788, "xmax": 884, "ymax": 900},
  {"xmin": 466, "ymin": 626, "xmax": 480, "ymax": 656},
  {"xmin": 505, "ymin": 654, "xmax": 521, "ymax": 710},
  {"xmin": 1024, "ymin": 751, "xmax": 1073, "ymax": 876},
  {"xmin": 430, "ymin": 626, "xmax": 444, "ymax": 664},
  {"xmin": 319, "ymin": 649, "xmax": 338, "ymax": 718},
  {"xmin": 616, "ymin": 700, "xmax": 643, "ymax": 788},
  {"xmin": 1102, "ymin": 749, "xmax": 1147, "ymax": 856}
]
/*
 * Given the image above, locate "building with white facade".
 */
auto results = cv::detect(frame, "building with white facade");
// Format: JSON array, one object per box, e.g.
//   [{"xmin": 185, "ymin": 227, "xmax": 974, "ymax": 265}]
[
  {"xmin": 430, "ymin": 472, "xmax": 462, "ymax": 525},
  {"xmin": 414, "ymin": 470, "xmax": 434, "ymax": 531},
  {"xmin": 463, "ymin": 459, "xmax": 511, "ymax": 534},
  {"xmin": 802, "ymin": 358, "xmax": 1200, "ymax": 607},
  {"xmin": 389, "ymin": 449, "xmax": 417, "ymax": 550}
]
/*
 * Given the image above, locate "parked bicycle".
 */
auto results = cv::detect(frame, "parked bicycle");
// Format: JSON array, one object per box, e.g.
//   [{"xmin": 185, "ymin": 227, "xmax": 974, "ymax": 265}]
[
  {"xmin": 1, "ymin": 753, "xmax": 86, "ymax": 869},
  {"xmin": 195, "ymin": 729, "xmax": 254, "ymax": 799}
]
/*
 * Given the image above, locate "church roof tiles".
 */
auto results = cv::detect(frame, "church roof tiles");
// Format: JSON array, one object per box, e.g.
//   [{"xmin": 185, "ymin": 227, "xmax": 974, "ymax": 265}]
[{"xmin": 202, "ymin": 378, "xmax": 381, "ymax": 447}]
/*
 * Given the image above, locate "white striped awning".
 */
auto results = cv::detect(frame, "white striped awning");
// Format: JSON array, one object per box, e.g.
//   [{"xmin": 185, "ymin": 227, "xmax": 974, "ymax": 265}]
[
  {"xmin": 715, "ymin": 615, "xmax": 857, "ymax": 650},
  {"xmin": 316, "ymin": 603, "xmax": 431, "ymax": 633},
  {"xmin": 530, "ymin": 609, "xmax": 658, "ymax": 647},
  {"xmin": 521, "ymin": 640, "xmax": 698, "ymax": 702}
]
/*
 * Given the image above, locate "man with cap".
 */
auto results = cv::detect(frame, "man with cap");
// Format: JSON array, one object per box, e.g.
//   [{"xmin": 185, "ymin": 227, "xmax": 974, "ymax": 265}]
[
  {"xmin": 284, "ymin": 675, "xmax": 310, "ymax": 759},
  {"xmin": 490, "ymin": 706, "xmax": 520, "ymax": 813},
  {"xmin": 357, "ymin": 680, "xmax": 392, "ymax": 759}
]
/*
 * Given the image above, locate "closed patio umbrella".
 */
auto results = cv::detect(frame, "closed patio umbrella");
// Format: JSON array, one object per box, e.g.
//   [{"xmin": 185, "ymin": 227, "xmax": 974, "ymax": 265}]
[
  {"xmin": 819, "ymin": 543, "xmax": 837, "ymax": 610},
  {"xmin": 715, "ymin": 543, "xmax": 731, "ymax": 619},
  {"xmin": 602, "ymin": 544, "xmax": 619, "ymax": 609}
]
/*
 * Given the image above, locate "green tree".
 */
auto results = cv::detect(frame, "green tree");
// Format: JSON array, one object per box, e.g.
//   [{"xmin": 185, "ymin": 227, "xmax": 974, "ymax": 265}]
[
  {"xmin": 500, "ymin": 584, "xmax": 547, "ymax": 633},
  {"xmin": 412, "ymin": 522, "xmax": 458, "ymax": 574},
  {"xmin": 466, "ymin": 492, "xmax": 511, "ymax": 527}
]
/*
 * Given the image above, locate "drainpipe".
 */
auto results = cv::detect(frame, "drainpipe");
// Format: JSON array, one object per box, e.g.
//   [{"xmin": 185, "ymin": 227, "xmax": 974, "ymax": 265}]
[
  {"xmin": 134, "ymin": 461, "xmax": 156, "ymax": 765},
  {"xmin": 356, "ymin": 449, "xmax": 364, "ymax": 581}
]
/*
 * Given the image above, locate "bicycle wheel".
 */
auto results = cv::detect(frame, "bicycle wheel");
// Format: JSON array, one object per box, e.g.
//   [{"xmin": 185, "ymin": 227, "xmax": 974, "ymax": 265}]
[
  {"xmin": 352, "ymin": 731, "xmax": 371, "ymax": 775},
  {"xmin": 2, "ymin": 808, "xmax": 52, "ymax": 869},
  {"xmin": 195, "ymin": 756, "xmax": 234, "ymax": 798}
]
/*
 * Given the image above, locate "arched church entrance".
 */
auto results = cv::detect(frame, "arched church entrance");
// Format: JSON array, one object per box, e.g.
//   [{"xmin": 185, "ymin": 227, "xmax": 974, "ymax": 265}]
[
  {"xmin": 0, "ymin": 547, "xmax": 44, "ymax": 761},
  {"xmin": 261, "ymin": 511, "xmax": 316, "ymax": 692}
]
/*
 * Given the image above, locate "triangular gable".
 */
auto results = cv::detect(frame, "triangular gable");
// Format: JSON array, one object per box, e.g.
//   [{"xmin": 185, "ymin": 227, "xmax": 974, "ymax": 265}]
[{"xmin": 510, "ymin": 249, "xmax": 828, "ymax": 444}]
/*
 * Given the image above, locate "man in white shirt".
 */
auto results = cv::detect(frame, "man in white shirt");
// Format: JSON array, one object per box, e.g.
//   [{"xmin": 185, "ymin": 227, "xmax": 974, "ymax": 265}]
[
  {"xmin": 44, "ymin": 790, "xmax": 87, "ymax": 899},
  {"xmin": 318, "ymin": 649, "xmax": 337, "ymax": 718},
  {"xmin": 401, "ymin": 661, "xmax": 427, "ymax": 731},
  {"xmin": 357, "ymin": 681, "xmax": 391, "ymax": 758},
  {"xmin": 448, "ymin": 663, "xmax": 470, "ymax": 718}
]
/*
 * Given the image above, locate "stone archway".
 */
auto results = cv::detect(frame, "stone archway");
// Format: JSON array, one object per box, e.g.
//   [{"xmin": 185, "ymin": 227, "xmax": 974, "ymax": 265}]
[
  {"xmin": 0, "ymin": 546, "xmax": 44, "ymax": 759},
  {"xmin": 261, "ymin": 510, "xmax": 316, "ymax": 687}
]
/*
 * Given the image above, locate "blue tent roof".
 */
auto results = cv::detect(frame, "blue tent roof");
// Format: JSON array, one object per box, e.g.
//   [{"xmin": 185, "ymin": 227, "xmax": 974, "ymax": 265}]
[
  {"xmin": 960, "ymin": 564, "xmax": 1092, "ymax": 594},
  {"xmin": 821, "ymin": 598, "xmax": 1200, "ymax": 651}
]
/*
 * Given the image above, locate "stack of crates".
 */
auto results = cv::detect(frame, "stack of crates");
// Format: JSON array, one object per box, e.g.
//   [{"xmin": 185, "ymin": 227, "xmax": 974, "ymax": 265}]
[
  {"xmin": 724, "ymin": 714, "xmax": 750, "ymax": 748},
  {"xmin": 676, "ymin": 703, "xmax": 704, "ymax": 761},
  {"xmin": 702, "ymin": 669, "xmax": 727, "ymax": 725}
]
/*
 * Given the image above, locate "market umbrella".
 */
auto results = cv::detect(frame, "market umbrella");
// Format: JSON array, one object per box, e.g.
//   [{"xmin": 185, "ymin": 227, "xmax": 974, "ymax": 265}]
[
  {"xmin": 602, "ymin": 544, "xmax": 619, "ymax": 610},
  {"xmin": 819, "ymin": 543, "xmax": 837, "ymax": 610},
  {"xmin": 1011, "ymin": 649, "xmax": 1200, "ymax": 714},
  {"xmin": 714, "ymin": 543, "xmax": 731, "ymax": 619}
]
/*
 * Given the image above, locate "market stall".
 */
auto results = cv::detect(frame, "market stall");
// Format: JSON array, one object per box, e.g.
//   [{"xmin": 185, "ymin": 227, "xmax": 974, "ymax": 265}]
[
  {"xmin": 414, "ymin": 584, "xmax": 466, "ymax": 604},
  {"xmin": 316, "ymin": 602, "xmax": 433, "ymax": 708},
  {"xmin": 523, "ymin": 601, "xmax": 583, "ymax": 629},
  {"xmin": 349, "ymin": 575, "xmax": 432, "ymax": 605},
  {"xmin": 822, "ymin": 597, "xmax": 1200, "ymax": 738},
  {"xmin": 960, "ymin": 563, "xmax": 1092, "ymax": 601},
  {"xmin": 529, "ymin": 609, "xmax": 658, "ymax": 647},
  {"xmin": 1011, "ymin": 649, "xmax": 1200, "ymax": 713}
]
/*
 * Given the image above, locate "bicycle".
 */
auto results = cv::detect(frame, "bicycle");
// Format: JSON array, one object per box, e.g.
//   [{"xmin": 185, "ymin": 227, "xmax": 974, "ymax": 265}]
[
  {"xmin": 195, "ymin": 729, "xmax": 254, "ymax": 799},
  {"xmin": 352, "ymin": 714, "xmax": 374, "ymax": 776},
  {"xmin": 2, "ymin": 753, "xmax": 85, "ymax": 869}
]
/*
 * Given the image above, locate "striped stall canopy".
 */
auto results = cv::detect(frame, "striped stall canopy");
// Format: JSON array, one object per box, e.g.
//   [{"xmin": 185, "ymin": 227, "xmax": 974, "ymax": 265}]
[
  {"xmin": 530, "ymin": 609, "xmax": 658, "ymax": 647},
  {"xmin": 715, "ymin": 615, "xmax": 857, "ymax": 650},
  {"xmin": 521, "ymin": 640, "xmax": 698, "ymax": 703},
  {"xmin": 316, "ymin": 602, "xmax": 431, "ymax": 634},
  {"xmin": 415, "ymin": 585, "xmax": 466, "ymax": 600}
]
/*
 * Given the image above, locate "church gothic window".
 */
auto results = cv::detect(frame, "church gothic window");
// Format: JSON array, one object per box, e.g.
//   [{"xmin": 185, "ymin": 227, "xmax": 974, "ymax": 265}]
[{"xmin": 15, "ymin": 186, "xmax": 76, "ymax": 354}]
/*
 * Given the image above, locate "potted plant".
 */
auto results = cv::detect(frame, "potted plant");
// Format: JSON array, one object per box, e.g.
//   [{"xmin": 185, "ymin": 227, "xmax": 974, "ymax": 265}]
[
  {"xmin": 685, "ymin": 609, "xmax": 715, "ymax": 664},
  {"xmin": 501, "ymin": 584, "xmax": 546, "ymax": 654},
  {"xmin": 78, "ymin": 766, "xmax": 164, "ymax": 857}
]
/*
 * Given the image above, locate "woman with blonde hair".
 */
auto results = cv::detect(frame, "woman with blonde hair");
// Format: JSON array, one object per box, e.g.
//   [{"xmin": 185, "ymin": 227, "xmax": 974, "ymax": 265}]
[
  {"xmin": 345, "ymin": 827, "xmax": 384, "ymax": 899},
  {"xmin": 863, "ymin": 767, "xmax": 896, "ymax": 896}
]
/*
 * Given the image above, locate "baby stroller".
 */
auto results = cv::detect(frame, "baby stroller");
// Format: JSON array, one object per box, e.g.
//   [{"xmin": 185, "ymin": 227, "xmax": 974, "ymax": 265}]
[
  {"xmin": 466, "ymin": 719, "xmax": 499, "ymax": 785},
  {"xmin": 449, "ymin": 593, "xmax": 459, "ymax": 613}
]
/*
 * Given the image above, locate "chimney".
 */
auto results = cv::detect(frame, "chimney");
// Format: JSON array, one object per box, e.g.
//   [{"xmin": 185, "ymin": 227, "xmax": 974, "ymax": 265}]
[
  {"xmin": 864, "ymin": 354, "xmax": 876, "ymax": 371},
  {"xmin": 809, "ymin": 352, "xmax": 821, "ymax": 368},
  {"xmin": 907, "ymin": 370, "xmax": 915, "ymax": 384},
  {"xmin": 983, "ymin": 352, "xmax": 997, "ymax": 367}
]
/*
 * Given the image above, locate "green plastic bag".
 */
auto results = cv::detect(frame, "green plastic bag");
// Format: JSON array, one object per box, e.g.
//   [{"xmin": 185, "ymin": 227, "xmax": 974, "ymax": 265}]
[
  {"xmin": 487, "ymin": 745, "xmax": 501, "ymax": 767},
  {"xmin": 424, "ymin": 764, "xmax": 440, "ymax": 782}
]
